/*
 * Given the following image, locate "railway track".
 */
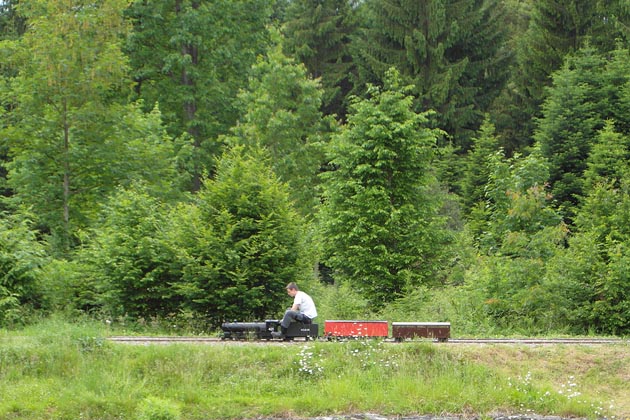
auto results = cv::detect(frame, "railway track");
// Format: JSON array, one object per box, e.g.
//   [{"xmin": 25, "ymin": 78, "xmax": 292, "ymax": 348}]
[{"xmin": 107, "ymin": 336, "xmax": 628, "ymax": 345}]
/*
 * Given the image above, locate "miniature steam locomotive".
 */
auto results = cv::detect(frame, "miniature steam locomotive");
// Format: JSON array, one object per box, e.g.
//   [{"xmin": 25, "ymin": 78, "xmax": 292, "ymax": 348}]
[{"xmin": 221, "ymin": 319, "xmax": 319, "ymax": 341}]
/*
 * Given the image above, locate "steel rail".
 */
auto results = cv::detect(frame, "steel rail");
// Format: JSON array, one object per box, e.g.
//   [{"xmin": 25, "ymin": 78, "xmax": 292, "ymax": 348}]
[{"xmin": 107, "ymin": 336, "xmax": 628, "ymax": 345}]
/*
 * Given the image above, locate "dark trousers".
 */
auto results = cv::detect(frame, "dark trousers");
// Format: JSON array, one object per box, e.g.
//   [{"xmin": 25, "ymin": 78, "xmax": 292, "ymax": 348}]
[{"xmin": 280, "ymin": 310, "xmax": 312, "ymax": 329}]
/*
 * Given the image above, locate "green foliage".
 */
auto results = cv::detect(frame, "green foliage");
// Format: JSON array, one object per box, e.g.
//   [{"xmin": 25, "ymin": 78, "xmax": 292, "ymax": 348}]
[
  {"xmin": 460, "ymin": 117, "xmax": 501, "ymax": 212},
  {"xmin": 38, "ymin": 258, "xmax": 100, "ymax": 315},
  {"xmin": 582, "ymin": 121, "xmax": 630, "ymax": 192},
  {"xmin": 80, "ymin": 185, "xmax": 182, "ymax": 319},
  {"xmin": 0, "ymin": 0, "xmax": 26, "ymax": 40},
  {"xmin": 125, "ymin": 0, "xmax": 273, "ymax": 190},
  {"xmin": 0, "ymin": 213, "xmax": 46, "ymax": 325},
  {"xmin": 475, "ymin": 149, "xmax": 561, "ymax": 251},
  {"xmin": 173, "ymin": 146, "xmax": 313, "ymax": 324},
  {"xmin": 552, "ymin": 178, "xmax": 630, "ymax": 334},
  {"xmin": 542, "ymin": 232, "xmax": 604, "ymax": 332},
  {"xmin": 463, "ymin": 148, "xmax": 570, "ymax": 332},
  {"xmin": 58, "ymin": 146, "xmax": 313, "ymax": 327},
  {"xmin": 282, "ymin": 0, "xmax": 358, "ymax": 118},
  {"xmin": 534, "ymin": 45, "xmax": 609, "ymax": 217},
  {"xmin": 3, "ymin": 0, "xmax": 630, "ymax": 336},
  {"xmin": 226, "ymin": 31, "xmax": 335, "ymax": 217},
  {"xmin": 0, "ymin": 0, "xmax": 179, "ymax": 254},
  {"xmin": 380, "ymin": 283, "xmax": 500, "ymax": 335},
  {"xmin": 352, "ymin": 0, "xmax": 511, "ymax": 148},
  {"xmin": 319, "ymin": 69, "xmax": 448, "ymax": 306},
  {"xmin": 506, "ymin": 0, "xmax": 630, "ymax": 148},
  {"xmin": 136, "ymin": 397, "xmax": 181, "ymax": 420},
  {"xmin": 314, "ymin": 281, "xmax": 373, "ymax": 320}
]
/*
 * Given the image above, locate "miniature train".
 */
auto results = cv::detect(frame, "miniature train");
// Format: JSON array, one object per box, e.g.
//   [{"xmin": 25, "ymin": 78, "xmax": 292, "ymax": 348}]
[{"xmin": 220, "ymin": 319, "xmax": 451, "ymax": 342}]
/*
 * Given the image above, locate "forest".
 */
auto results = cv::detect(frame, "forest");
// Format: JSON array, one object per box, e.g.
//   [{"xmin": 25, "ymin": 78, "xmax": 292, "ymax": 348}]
[{"xmin": 1, "ymin": 0, "xmax": 629, "ymax": 336}]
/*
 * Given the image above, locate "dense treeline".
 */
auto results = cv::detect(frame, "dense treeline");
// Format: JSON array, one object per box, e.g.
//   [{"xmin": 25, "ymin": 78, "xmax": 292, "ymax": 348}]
[{"xmin": 1, "ymin": 0, "xmax": 629, "ymax": 335}]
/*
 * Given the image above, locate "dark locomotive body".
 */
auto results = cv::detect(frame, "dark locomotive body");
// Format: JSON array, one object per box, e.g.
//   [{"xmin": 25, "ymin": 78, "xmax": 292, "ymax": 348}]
[{"xmin": 221, "ymin": 320, "xmax": 318, "ymax": 340}]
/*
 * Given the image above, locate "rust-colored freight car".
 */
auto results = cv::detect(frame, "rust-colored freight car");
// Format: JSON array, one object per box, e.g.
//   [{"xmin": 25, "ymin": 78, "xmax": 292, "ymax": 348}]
[{"xmin": 391, "ymin": 322, "xmax": 451, "ymax": 342}]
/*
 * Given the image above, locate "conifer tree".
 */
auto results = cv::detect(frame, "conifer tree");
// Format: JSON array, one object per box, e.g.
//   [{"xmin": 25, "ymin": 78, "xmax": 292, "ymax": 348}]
[
  {"xmin": 176, "ymin": 145, "xmax": 311, "ymax": 325},
  {"xmin": 0, "ymin": 213, "xmax": 46, "ymax": 324},
  {"xmin": 461, "ymin": 117, "xmax": 500, "ymax": 213},
  {"xmin": 282, "ymin": 0, "xmax": 357, "ymax": 119},
  {"xmin": 504, "ymin": 0, "xmax": 630, "ymax": 149},
  {"xmin": 318, "ymin": 69, "xmax": 447, "ymax": 307},
  {"xmin": 352, "ymin": 0, "xmax": 510, "ymax": 149},
  {"xmin": 535, "ymin": 45, "xmax": 630, "ymax": 220},
  {"xmin": 560, "ymin": 173, "xmax": 630, "ymax": 334},
  {"xmin": 582, "ymin": 121, "xmax": 630, "ymax": 193}
]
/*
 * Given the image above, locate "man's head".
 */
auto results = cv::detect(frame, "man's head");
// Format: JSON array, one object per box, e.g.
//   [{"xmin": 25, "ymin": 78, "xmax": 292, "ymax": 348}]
[{"xmin": 286, "ymin": 282, "xmax": 299, "ymax": 297}]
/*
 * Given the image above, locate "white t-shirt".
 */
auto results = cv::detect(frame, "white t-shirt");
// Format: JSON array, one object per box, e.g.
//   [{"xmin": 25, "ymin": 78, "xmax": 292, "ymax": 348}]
[{"xmin": 294, "ymin": 291, "xmax": 317, "ymax": 319}]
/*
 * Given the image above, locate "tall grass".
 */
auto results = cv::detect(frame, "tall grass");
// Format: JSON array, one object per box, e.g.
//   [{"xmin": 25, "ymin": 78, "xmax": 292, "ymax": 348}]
[{"xmin": 1, "ymin": 319, "xmax": 626, "ymax": 420}]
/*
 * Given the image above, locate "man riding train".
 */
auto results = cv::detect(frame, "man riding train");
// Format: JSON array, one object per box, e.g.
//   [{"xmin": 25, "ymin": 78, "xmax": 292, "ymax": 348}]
[{"xmin": 271, "ymin": 282, "xmax": 317, "ymax": 339}]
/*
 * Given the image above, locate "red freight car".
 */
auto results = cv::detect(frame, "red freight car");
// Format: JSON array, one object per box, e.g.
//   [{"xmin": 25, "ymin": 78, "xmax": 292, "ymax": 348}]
[
  {"xmin": 324, "ymin": 320, "xmax": 389, "ymax": 339},
  {"xmin": 391, "ymin": 322, "xmax": 451, "ymax": 342}
]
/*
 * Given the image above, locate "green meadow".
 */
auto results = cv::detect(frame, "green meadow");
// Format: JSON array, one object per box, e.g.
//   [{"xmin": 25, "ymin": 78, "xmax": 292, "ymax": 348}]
[{"xmin": 1, "ymin": 319, "xmax": 628, "ymax": 420}]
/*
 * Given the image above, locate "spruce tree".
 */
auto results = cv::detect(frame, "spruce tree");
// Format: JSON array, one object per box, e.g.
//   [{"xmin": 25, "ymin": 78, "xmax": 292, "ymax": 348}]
[
  {"xmin": 505, "ymin": 0, "xmax": 630, "ymax": 150},
  {"xmin": 177, "ymin": 146, "xmax": 311, "ymax": 325},
  {"xmin": 318, "ymin": 69, "xmax": 447, "ymax": 307},
  {"xmin": 461, "ymin": 117, "xmax": 501, "ymax": 213},
  {"xmin": 282, "ymin": 0, "xmax": 357, "ymax": 119},
  {"xmin": 582, "ymin": 121, "xmax": 630, "ymax": 193},
  {"xmin": 351, "ymin": 0, "xmax": 510, "ymax": 149},
  {"xmin": 535, "ymin": 45, "xmax": 630, "ymax": 220}
]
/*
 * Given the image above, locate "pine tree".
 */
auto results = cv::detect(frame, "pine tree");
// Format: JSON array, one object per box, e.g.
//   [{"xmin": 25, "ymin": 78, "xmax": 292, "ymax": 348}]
[
  {"xmin": 318, "ymin": 69, "xmax": 447, "ymax": 306},
  {"xmin": 505, "ymin": 0, "xmax": 630, "ymax": 150},
  {"xmin": 351, "ymin": 0, "xmax": 510, "ymax": 149},
  {"xmin": 282, "ymin": 0, "xmax": 358, "ymax": 119}
]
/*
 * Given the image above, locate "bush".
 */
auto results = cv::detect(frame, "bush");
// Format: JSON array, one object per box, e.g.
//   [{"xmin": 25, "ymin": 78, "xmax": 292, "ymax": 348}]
[
  {"xmin": 136, "ymin": 397, "xmax": 181, "ymax": 420},
  {"xmin": 0, "ymin": 213, "xmax": 47, "ymax": 326}
]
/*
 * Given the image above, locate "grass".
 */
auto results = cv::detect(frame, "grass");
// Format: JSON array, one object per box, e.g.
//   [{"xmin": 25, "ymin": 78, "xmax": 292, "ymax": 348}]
[{"xmin": 1, "ymin": 319, "xmax": 629, "ymax": 420}]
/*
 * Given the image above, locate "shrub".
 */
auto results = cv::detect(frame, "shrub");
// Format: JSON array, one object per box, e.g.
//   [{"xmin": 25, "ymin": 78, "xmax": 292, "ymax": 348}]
[{"xmin": 136, "ymin": 397, "xmax": 181, "ymax": 420}]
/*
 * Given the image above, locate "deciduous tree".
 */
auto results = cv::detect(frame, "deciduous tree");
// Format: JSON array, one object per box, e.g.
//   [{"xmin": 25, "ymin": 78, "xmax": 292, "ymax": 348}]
[
  {"xmin": 125, "ymin": 0, "xmax": 272, "ymax": 191},
  {"xmin": 1, "ymin": 0, "xmax": 178, "ymax": 254},
  {"xmin": 225, "ymin": 33, "xmax": 335, "ymax": 218}
]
